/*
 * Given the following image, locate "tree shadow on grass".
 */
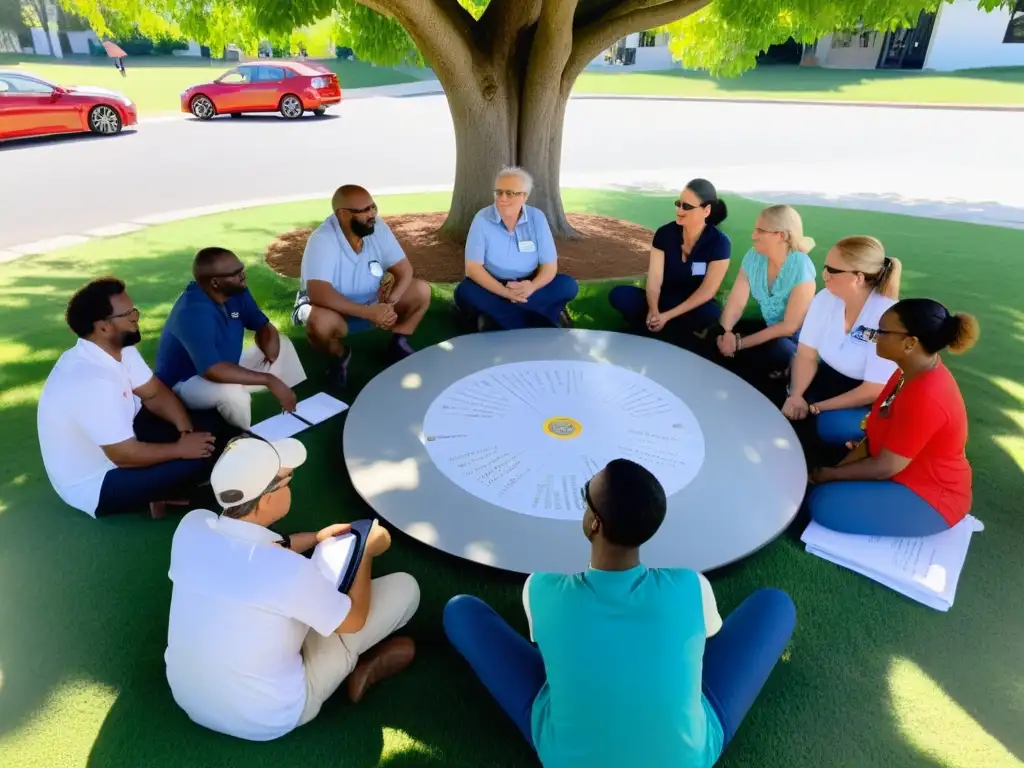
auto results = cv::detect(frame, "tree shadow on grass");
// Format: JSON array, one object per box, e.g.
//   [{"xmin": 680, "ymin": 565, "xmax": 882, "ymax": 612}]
[{"xmin": 1, "ymin": 195, "xmax": 1023, "ymax": 767}]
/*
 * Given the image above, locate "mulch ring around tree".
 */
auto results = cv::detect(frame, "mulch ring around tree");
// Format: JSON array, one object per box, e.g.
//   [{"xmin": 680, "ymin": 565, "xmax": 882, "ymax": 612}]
[{"xmin": 264, "ymin": 212, "xmax": 653, "ymax": 282}]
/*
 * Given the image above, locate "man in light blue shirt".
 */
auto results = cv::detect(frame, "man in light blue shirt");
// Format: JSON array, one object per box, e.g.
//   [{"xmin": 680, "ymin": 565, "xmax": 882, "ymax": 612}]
[
  {"xmin": 443, "ymin": 459, "xmax": 797, "ymax": 768},
  {"xmin": 454, "ymin": 166, "xmax": 578, "ymax": 331},
  {"xmin": 294, "ymin": 185, "xmax": 432, "ymax": 389}
]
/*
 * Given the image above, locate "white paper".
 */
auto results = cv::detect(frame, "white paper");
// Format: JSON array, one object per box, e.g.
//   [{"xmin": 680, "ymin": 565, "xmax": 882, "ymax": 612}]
[
  {"xmin": 295, "ymin": 392, "xmax": 349, "ymax": 425},
  {"xmin": 249, "ymin": 412, "xmax": 305, "ymax": 441},
  {"xmin": 310, "ymin": 533, "xmax": 357, "ymax": 588},
  {"xmin": 421, "ymin": 361, "xmax": 705, "ymax": 520},
  {"xmin": 801, "ymin": 515, "xmax": 984, "ymax": 611}
]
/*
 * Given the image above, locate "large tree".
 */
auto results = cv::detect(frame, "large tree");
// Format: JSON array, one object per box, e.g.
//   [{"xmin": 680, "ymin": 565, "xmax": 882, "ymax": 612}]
[{"xmin": 65, "ymin": 0, "xmax": 1010, "ymax": 239}]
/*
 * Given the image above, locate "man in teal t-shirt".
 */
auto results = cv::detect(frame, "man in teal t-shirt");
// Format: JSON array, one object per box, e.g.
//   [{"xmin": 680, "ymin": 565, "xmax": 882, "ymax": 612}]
[{"xmin": 443, "ymin": 459, "xmax": 797, "ymax": 767}]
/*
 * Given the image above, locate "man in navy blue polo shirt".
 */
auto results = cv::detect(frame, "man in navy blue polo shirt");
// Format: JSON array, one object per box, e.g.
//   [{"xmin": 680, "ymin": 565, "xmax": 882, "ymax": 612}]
[{"xmin": 155, "ymin": 248, "xmax": 308, "ymax": 430}]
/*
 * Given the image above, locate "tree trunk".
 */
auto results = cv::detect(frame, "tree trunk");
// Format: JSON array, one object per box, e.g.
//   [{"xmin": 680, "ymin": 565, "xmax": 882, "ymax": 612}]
[{"xmin": 437, "ymin": 57, "xmax": 577, "ymax": 242}]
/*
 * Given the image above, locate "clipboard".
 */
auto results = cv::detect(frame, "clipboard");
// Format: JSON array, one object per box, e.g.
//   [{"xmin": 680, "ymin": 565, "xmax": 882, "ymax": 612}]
[{"xmin": 310, "ymin": 519, "xmax": 375, "ymax": 594}]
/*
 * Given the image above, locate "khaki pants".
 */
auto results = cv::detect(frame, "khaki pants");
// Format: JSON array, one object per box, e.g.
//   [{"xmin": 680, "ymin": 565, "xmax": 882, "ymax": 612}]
[
  {"xmin": 298, "ymin": 572, "xmax": 420, "ymax": 726},
  {"xmin": 173, "ymin": 337, "xmax": 307, "ymax": 430}
]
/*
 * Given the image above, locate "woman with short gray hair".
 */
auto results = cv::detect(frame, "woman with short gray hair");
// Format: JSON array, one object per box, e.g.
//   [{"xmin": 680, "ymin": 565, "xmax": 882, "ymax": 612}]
[{"xmin": 454, "ymin": 166, "xmax": 578, "ymax": 331}]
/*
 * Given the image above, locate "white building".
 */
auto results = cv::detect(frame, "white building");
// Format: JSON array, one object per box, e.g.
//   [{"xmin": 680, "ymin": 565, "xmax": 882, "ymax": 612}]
[{"xmin": 811, "ymin": 0, "xmax": 1023, "ymax": 71}]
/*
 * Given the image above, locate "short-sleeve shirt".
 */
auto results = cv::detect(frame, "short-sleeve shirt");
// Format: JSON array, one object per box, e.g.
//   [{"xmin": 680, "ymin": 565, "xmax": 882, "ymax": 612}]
[
  {"xmin": 524, "ymin": 565, "xmax": 724, "ymax": 768},
  {"xmin": 165, "ymin": 509, "xmax": 352, "ymax": 741},
  {"xmin": 300, "ymin": 214, "xmax": 407, "ymax": 306},
  {"xmin": 741, "ymin": 248, "xmax": 816, "ymax": 326},
  {"xmin": 865, "ymin": 363, "xmax": 971, "ymax": 525},
  {"xmin": 465, "ymin": 204, "xmax": 557, "ymax": 281},
  {"xmin": 155, "ymin": 282, "xmax": 269, "ymax": 389},
  {"xmin": 37, "ymin": 339, "xmax": 153, "ymax": 516},
  {"xmin": 798, "ymin": 288, "xmax": 898, "ymax": 384},
  {"xmin": 651, "ymin": 223, "xmax": 731, "ymax": 302}
]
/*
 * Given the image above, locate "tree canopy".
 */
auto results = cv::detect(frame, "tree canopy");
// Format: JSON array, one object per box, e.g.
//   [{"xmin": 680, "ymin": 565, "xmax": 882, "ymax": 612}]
[{"xmin": 61, "ymin": 0, "xmax": 1012, "ymax": 75}]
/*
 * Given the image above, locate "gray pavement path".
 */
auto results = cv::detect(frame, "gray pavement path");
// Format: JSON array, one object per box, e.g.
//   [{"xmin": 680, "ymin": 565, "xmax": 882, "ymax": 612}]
[{"xmin": 2, "ymin": 90, "xmax": 1022, "ymax": 254}]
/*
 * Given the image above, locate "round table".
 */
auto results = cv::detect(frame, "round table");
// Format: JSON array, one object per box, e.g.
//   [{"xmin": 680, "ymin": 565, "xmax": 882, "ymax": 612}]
[{"xmin": 343, "ymin": 328, "xmax": 807, "ymax": 575}]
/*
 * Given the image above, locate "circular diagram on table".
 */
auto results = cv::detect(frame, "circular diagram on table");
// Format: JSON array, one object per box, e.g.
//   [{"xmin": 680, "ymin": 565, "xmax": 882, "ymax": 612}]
[
  {"xmin": 421, "ymin": 361, "xmax": 705, "ymax": 521},
  {"xmin": 343, "ymin": 328, "xmax": 807, "ymax": 575}
]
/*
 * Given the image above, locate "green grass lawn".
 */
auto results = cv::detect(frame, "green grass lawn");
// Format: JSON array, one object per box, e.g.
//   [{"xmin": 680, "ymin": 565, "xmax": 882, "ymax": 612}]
[
  {"xmin": 0, "ymin": 53, "xmax": 419, "ymax": 116},
  {"xmin": 0, "ymin": 190, "xmax": 1021, "ymax": 768},
  {"xmin": 575, "ymin": 63, "xmax": 1024, "ymax": 106}
]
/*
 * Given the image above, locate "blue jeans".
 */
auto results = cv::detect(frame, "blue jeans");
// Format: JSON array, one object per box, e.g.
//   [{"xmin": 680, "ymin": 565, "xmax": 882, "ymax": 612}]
[
  {"xmin": 608, "ymin": 284, "xmax": 721, "ymax": 333},
  {"xmin": 816, "ymin": 408, "xmax": 869, "ymax": 445},
  {"xmin": 808, "ymin": 481, "xmax": 950, "ymax": 537},
  {"xmin": 454, "ymin": 274, "xmax": 579, "ymax": 330},
  {"xmin": 443, "ymin": 588, "xmax": 796, "ymax": 749},
  {"xmin": 95, "ymin": 408, "xmax": 236, "ymax": 517}
]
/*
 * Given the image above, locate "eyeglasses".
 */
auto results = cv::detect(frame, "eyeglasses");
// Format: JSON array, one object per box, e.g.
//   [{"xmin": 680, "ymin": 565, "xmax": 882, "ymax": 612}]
[
  {"xmin": 340, "ymin": 202, "xmax": 378, "ymax": 215},
  {"xmin": 494, "ymin": 189, "xmax": 525, "ymax": 198},
  {"xmin": 754, "ymin": 227, "xmax": 781, "ymax": 235},
  {"xmin": 212, "ymin": 265, "xmax": 246, "ymax": 279},
  {"xmin": 580, "ymin": 480, "xmax": 600, "ymax": 514},
  {"xmin": 674, "ymin": 200, "xmax": 706, "ymax": 211},
  {"xmin": 852, "ymin": 325, "xmax": 910, "ymax": 343},
  {"xmin": 107, "ymin": 307, "xmax": 140, "ymax": 321}
]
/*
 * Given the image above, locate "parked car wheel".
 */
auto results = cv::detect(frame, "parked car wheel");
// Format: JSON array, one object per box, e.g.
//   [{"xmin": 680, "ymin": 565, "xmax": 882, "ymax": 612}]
[
  {"xmin": 279, "ymin": 94, "xmax": 303, "ymax": 119},
  {"xmin": 88, "ymin": 104, "xmax": 122, "ymax": 135},
  {"xmin": 190, "ymin": 95, "xmax": 216, "ymax": 120},
  {"xmin": 313, "ymin": 106, "xmax": 327, "ymax": 117}
]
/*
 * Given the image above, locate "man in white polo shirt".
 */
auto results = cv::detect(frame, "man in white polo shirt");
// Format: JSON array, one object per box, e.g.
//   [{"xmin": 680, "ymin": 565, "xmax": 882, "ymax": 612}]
[
  {"xmin": 36, "ymin": 277, "xmax": 237, "ymax": 519},
  {"xmin": 165, "ymin": 436, "xmax": 420, "ymax": 741},
  {"xmin": 292, "ymin": 184, "xmax": 432, "ymax": 390}
]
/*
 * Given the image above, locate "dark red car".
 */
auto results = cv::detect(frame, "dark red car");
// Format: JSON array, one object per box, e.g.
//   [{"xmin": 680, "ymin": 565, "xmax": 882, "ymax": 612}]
[
  {"xmin": 181, "ymin": 61, "xmax": 342, "ymax": 120},
  {"xmin": 0, "ymin": 69, "xmax": 137, "ymax": 142}
]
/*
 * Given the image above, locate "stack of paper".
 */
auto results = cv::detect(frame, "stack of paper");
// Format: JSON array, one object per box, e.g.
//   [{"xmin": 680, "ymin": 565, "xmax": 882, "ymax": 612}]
[
  {"xmin": 801, "ymin": 515, "xmax": 984, "ymax": 612},
  {"xmin": 250, "ymin": 392, "xmax": 349, "ymax": 441},
  {"xmin": 311, "ymin": 533, "xmax": 358, "ymax": 589}
]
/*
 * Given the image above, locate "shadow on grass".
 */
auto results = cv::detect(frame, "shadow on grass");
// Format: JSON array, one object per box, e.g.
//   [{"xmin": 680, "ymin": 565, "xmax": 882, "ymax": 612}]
[{"xmin": 1, "ymin": 191, "xmax": 1022, "ymax": 767}]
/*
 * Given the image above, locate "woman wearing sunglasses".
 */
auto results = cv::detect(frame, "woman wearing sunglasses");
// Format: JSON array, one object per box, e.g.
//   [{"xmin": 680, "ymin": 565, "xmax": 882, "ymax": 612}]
[
  {"xmin": 806, "ymin": 299, "xmax": 979, "ymax": 536},
  {"xmin": 713, "ymin": 204, "xmax": 817, "ymax": 390},
  {"xmin": 608, "ymin": 179, "xmax": 731, "ymax": 347},
  {"xmin": 782, "ymin": 236, "xmax": 902, "ymax": 456}
]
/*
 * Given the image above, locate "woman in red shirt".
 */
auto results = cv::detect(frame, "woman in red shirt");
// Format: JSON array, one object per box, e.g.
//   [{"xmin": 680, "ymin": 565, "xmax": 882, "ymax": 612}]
[{"xmin": 806, "ymin": 298, "xmax": 980, "ymax": 536}]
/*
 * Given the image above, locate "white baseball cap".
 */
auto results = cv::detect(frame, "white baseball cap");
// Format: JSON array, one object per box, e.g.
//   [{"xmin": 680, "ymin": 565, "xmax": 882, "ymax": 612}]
[{"xmin": 211, "ymin": 437, "xmax": 308, "ymax": 509}]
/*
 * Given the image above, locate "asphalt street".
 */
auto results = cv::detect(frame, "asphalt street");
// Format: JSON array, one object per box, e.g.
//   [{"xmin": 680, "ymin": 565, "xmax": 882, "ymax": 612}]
[{"xmin": 2, "ymin": 93, "xmax": 1023, "ymax": 251}]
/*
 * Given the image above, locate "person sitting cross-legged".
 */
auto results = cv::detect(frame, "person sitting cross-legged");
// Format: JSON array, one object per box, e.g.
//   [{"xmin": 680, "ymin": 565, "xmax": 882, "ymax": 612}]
[
  {"xmin": 443, "ymin": 458, "xmax": 797, "ymax": 768},
  {"xmin": 453, "ymin": 166, "xmax": 578, "ymax": 331},
  {"xmin": 165, "ymin": 436, "xmax": 421, "ymax": 742},
  {"xmin": 37, "ymin": 277, "xmax": 238, "ymax": 520},
  {"xmin": 155, "ymin": 247, "xmax": 307, "ymax": 431},
  {"xmin": 293, "ymin": 184, "xmax": 432, "ymax": 390}
]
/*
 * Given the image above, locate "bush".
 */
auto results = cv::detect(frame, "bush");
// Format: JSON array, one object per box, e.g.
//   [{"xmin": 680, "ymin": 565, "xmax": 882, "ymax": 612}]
[{"xmin": 153, "ymin": 38, "xmax": 189, "ymax": 55}]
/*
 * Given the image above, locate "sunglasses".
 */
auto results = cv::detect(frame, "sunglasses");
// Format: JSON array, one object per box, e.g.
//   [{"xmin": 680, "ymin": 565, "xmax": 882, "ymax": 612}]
[
  {"xmin": 580, "ymin": 480, "xmax": 601, "ymax": 516},
  {"xmin": 212, "ymin": 265, "xmax": 246, "ymax": 280},
  {"xmin": 494, "ymin": 189, "xmax": 525, "ymax": 198},
  {"xmin": 823, "ymin": 264, "xmax": 858, "ymax": 275},
  {"xmin": 340, "ymin": 203, "xmax": 378, "ymax": 215},
  {"xmin": 852, "ymin": 325, "xmax": 911, "ymax": 343},
  {"xmin": 674, "ymin": 200, "xmax": 707, "ymax": 211}
]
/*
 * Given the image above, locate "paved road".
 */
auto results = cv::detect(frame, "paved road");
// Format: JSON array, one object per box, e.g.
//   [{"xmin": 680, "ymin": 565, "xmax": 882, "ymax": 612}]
[{"xmin": 2, "ymin": 93, "xmax": 1023, "ymax": 251}]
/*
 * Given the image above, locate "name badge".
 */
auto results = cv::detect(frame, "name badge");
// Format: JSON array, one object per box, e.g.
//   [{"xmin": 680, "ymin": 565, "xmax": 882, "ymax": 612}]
[
  {"xmin": 692, "ymin": 262, "xmax": 707, "ymax": 277},
  {"xmin": 518, "ymin": 240, "xmax": 536, "ymax": 253},
  {"xmin": 368, "ymin": 260, "xmax": 384, "ymax": 278},
  {"xmin": 230, "ymin": 311, "xmax": 240, "ymax": 319}
]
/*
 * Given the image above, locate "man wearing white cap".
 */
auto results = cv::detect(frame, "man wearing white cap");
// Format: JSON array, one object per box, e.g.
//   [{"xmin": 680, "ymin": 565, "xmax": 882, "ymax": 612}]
[{"xmin": 164, "ymin": 436, "xmax": 420, "ymax": 741}]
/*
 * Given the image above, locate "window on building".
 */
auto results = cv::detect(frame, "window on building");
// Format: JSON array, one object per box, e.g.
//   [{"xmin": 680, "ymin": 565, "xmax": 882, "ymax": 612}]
[
  {"xmin": 1005, "ymin": 0, "xmax": 1024, "ymax": 43},
  {"xmin": 638, "ymin": 30, "xmax": 657, "ymax": 48},
  {"xmin": 831, "ymin": 31, "xmax": 853, "ymax": 49}
]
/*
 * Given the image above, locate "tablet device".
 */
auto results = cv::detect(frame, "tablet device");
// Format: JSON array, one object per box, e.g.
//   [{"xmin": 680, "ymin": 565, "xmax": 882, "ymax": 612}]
[{"xmin": 310, "ymin": 519, "xmax": 375, "ymax": 593}]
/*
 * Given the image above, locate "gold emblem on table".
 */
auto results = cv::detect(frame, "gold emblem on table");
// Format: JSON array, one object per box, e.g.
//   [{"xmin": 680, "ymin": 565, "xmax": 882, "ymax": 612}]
[{"xmin": 543, "ymin": 416, "xmax": 582, "ymax": 440}]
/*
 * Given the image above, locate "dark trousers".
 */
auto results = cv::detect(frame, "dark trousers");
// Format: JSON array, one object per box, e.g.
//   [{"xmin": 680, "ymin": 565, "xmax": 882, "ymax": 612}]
[
  {"xmin": 95, "ymin": 408, "xmax": 237, "ymax": 517},
  {"xmin": 709, "ymin": 318, "xmax": 798, "ymax": 398},
  {"xmin": 608, "ymin": 285, "xmax": 721, "ymax": 348},
  {"xmin": 454, "ymin": 274, "xmax": 579, "ymax": 330},
  {"xmin": 443, "ymin": 589, "xmax": 797, "ymax": 750}
]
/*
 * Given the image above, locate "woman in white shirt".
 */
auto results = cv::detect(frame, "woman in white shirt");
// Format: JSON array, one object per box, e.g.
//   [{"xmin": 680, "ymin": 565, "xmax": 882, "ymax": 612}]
[{"xmin": 782, "ymin": 235, "xmax": 902, "ymax": 449}]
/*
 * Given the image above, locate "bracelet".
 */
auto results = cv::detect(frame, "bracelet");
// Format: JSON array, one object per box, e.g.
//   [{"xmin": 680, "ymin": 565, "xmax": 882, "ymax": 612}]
[
  {"xmin": 734, "ymin": 332, "xmax": 743, "ymax": 351},
  {"xmin": 808, "ymin": 403, "xmax": 820, "ymax": 416}
]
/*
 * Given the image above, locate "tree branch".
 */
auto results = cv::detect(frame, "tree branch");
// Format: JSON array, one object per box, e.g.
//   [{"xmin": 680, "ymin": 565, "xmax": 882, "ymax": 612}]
[
  {"xmin": 356, "ymin": 0, "xmax": 478, "ymax": 81},
  {"xmin": 564, "ymin": 0, "xmax": 710, "ymax": 84}
]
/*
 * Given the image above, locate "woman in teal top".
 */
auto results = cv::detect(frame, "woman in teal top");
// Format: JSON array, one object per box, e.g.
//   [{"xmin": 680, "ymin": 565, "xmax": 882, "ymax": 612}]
[{"xmin": 714, "ymin": 204, "xmax": 817, "ymax": 389}]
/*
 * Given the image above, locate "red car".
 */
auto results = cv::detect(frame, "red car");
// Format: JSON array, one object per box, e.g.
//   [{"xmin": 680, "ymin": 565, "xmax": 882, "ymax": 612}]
[
  {"xmin": 0, "ymin": 69, "xmax": 137, "ymax": 142},
  {"xmin": 181, "ymin": 61, "xmax": 342, "ymax": 120}
]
